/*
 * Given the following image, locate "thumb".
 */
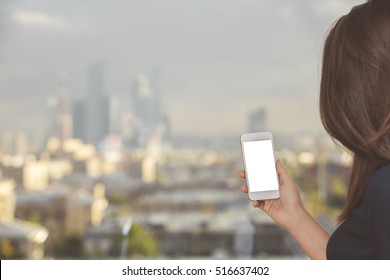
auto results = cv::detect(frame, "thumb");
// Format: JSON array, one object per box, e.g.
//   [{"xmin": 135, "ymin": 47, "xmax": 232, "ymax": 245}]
[{"xmin": 275, "ymin": 159, "xmax": 292, "ymax": 185}]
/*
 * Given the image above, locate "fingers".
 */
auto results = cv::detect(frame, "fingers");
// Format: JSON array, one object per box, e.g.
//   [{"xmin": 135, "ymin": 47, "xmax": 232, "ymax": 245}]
[
  {"xmin": 251, "ymin": 200, "xmax": 260, "ymax": 207},
  {"xmin": 238, "ymin": 170, "xmax": 247, "ymax": 192},
  {"xmin": 251, "ymin": 200, "xmax": 264, "ymax": 210},
  {"xmin": 237, "ymin": 170, "xmax": 246, "ymax": 179}
]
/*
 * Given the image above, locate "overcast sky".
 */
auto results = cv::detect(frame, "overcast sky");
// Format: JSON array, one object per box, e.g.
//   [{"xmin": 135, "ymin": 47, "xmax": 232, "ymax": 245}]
[{"xmin": 0, "ymin": 0, "xmax": 362, "ymax": 146}]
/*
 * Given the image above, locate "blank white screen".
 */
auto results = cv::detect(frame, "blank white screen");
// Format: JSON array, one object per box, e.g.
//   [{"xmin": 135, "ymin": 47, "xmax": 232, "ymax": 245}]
[{"xmin": 243, "ymin": 140, "xmax": 278, "ymax": 192}]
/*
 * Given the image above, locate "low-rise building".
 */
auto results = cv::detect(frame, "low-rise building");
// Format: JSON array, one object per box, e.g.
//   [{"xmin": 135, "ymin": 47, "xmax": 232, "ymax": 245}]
[
  {"xmin": 0, "ymin": 219, "xmax": 48, "ymax": 259},
  {"xmin": 0, "ymin": 178, "xmax": 48, "ymax": 259},
  {"xmin": 15, "ymin": 183, "xmax": 108, "ymax": 253}
]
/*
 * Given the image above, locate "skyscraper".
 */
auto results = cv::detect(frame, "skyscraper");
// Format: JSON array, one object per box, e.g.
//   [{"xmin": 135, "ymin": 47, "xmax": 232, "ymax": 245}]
[
  {"xmin": 72, "ymin": 100, "xmax": 86, "ymax": 140},
  {"xmin": 129, "ymin": 74, "xmax": 167, "ymax": 147},
  {"xmin": 1, "ymin": 131, "xmax": 28, "ymax": 155},
  {"xmin": 84, "ymin": 62, "xmax": 109, "ymax": 146},
  {"xmin": 249, "ymin": 108, "xmax": 266, "ymax": 133},
  {"xmin": 45, "ymin": 75, "xmax": 73, "ymax": 144}
]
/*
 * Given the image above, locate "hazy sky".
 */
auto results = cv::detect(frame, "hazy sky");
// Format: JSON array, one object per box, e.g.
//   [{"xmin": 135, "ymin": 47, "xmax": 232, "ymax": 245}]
[{"xmin": 0, "ymin": 0, "xmax": 362, "ymax": 146}]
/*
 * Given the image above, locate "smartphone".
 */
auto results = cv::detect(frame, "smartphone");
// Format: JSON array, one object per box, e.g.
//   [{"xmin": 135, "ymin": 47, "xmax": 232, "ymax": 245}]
[{"xmin": 240, "ymin": 132, "xmax": 280, "ymax": 200}]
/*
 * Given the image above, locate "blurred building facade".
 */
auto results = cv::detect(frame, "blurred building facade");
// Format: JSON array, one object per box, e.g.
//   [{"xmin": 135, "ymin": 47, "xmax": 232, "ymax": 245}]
[
  {"xmin": 0, "ymin": 178, "xmax": 48, "ymax": 259},
  {"xmin": 15, "ymin": 183, "xmax": 108, "ymax": 253}
]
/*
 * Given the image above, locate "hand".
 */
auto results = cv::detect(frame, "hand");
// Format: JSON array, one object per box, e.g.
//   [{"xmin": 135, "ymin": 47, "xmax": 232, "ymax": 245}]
[
  {"xmin": 238, "ymin": 159, "xmax": 329, "ymax": 259},
  {"xmin": 237, "ymin": 159, "xmax": 305, "ymax": 229}
]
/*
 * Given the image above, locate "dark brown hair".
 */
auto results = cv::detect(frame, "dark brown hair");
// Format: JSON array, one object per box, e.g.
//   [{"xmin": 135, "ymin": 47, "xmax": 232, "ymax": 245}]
[{"xmin": 320, "ymin": 0, "xmax": 390, "ymax": 222}]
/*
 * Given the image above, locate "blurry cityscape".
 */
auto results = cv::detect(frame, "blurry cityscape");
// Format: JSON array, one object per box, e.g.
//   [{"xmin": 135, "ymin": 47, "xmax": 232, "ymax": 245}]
[{"xmin": 0, "ymin": 61, "xmax": 352, "ymax": 260}]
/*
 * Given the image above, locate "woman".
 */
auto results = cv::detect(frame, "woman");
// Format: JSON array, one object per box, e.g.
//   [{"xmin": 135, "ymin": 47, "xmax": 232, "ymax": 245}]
[{"xmin": 238, "ymin": 0, "xmax": 390, "ymax": 260}]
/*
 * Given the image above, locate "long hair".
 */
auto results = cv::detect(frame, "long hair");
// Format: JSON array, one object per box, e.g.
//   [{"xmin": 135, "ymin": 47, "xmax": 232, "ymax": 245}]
[{"xmin": 320, "ymin": 0, "xmax": 390, "ymax": 222}]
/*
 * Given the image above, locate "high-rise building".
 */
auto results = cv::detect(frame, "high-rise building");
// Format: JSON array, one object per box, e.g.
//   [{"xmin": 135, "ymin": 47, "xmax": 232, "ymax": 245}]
[
  {"xmin": 45, "ymin": 76, "xmax": 73, "ymax": 145},
  {"xmin": 83, "ymin": 62, "xmax": 109, "ymax": 146},
  {"xmin": 128, "ymin": 74, "xmax": 171, "ymax": 147},
  {"xmin": 58, "ymin": 96, "xmax": 73, "ymax": 140},
  {"xmin": 72, "ymin": 100, "xmax": 86, "ymax": 140},
  {"xmin": 249, "ymin": 108, "xmax": 266, "ymax": 133},
  {"xmin": 1, "ymin": 131, "xmax": 29, "ymax": 155},
  {"xmin": 133, "ymin": 74, "xmax": 161, "ymax": 126}
]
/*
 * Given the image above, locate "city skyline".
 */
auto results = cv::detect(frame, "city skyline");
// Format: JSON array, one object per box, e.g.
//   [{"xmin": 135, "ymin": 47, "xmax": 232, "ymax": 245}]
[{"xmin": 0, "ymin": 0, "xmax": 362, "ymax": 147}]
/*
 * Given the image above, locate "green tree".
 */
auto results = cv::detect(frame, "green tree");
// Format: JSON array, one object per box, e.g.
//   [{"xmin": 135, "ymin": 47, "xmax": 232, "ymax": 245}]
[
  {"xmin": 0, "ymin": 240, "xmax": 22, "ymax": 259},
  {"xmin": 126, "ymin": 223, "xmax": 159, "ymax": 258},
  {"xmin": 52, "ymin": 235, "xmax": 84, "ymax": 259}
]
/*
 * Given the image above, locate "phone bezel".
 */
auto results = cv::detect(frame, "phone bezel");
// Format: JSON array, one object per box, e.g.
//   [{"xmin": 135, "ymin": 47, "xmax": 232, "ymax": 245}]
[{"xmin": 240, "ymin": 132, "xmax": 280, "ymax": 200}]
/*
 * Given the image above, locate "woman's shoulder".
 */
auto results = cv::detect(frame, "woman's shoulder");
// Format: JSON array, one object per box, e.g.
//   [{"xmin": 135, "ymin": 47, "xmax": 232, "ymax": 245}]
[
  {"xmin": 368, "ymin": 164, "xmax": 390, "ymax": 186},
  {"xmin": 365, "ymin": 164, "xmax": 390, "ymax": 206}
]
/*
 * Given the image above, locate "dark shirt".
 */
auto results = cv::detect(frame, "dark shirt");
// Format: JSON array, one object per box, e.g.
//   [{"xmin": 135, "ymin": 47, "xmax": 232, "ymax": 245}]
[{"xmin": 327, "ymin": 164, "xmax": 390, "ymax": 259}]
